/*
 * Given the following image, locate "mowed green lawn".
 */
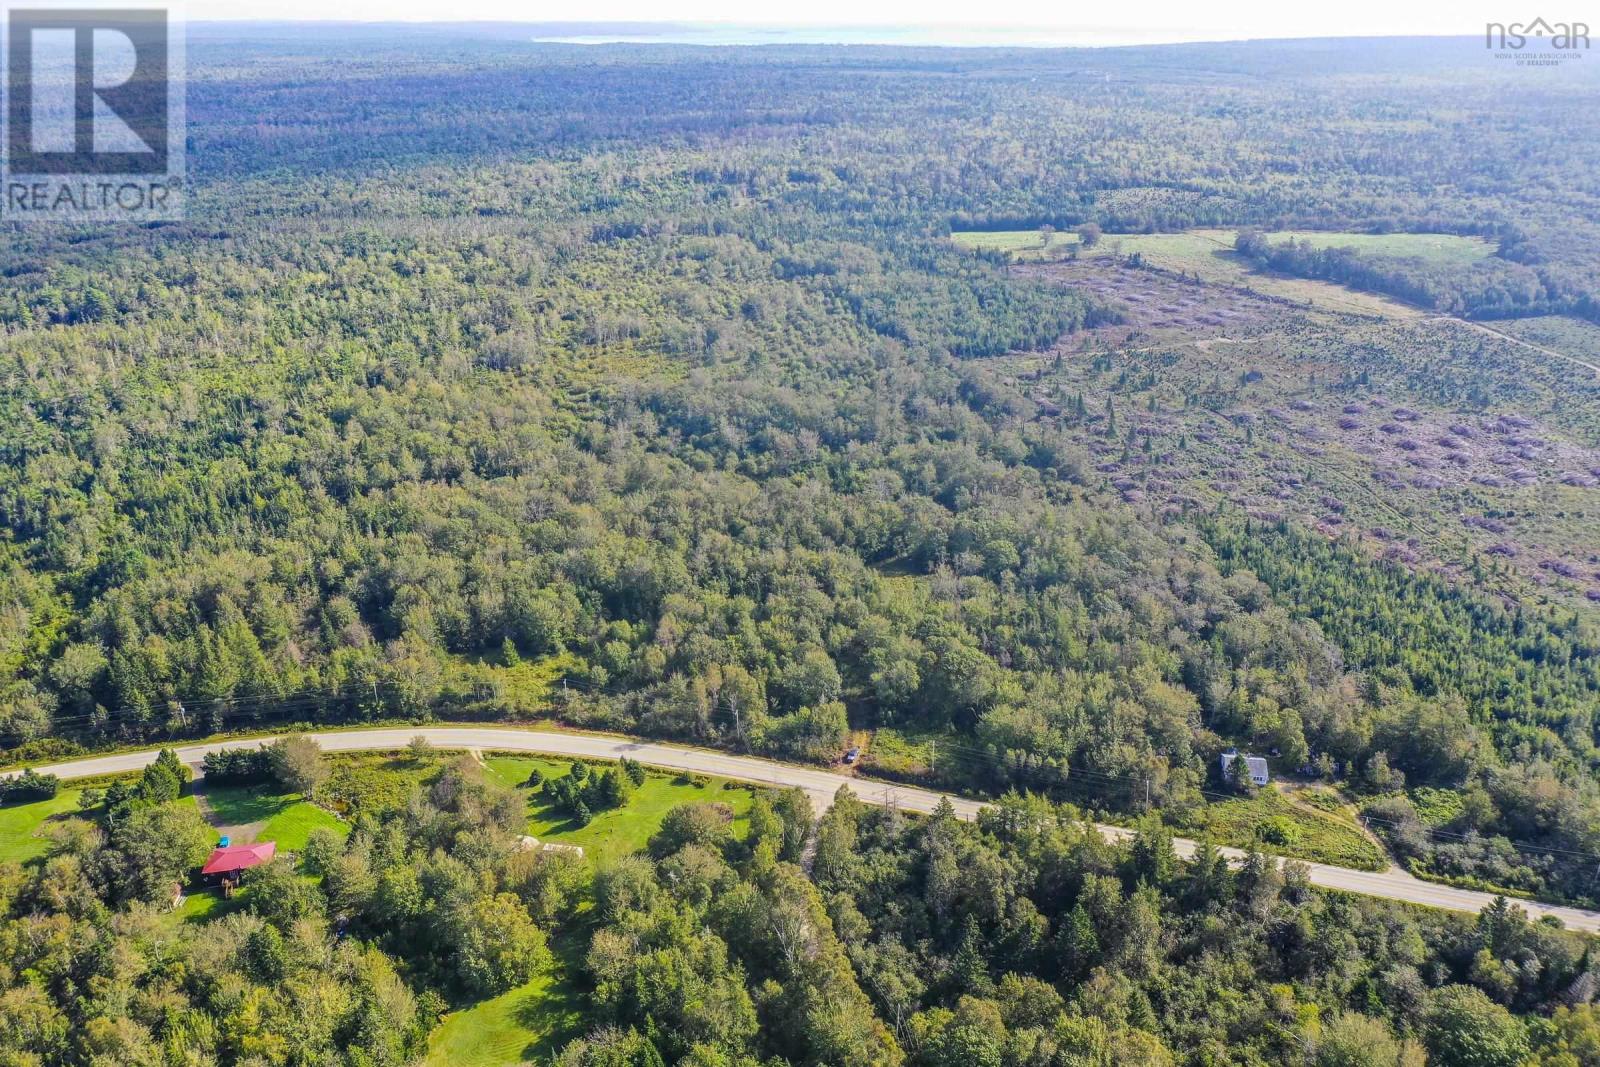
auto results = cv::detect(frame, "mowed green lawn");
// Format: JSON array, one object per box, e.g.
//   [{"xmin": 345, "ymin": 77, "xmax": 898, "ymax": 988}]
[
  {"xmin": 0, "ymin": 788, "xmax": 84, "ymax": 864},
  {"xmin": 482, "ymin": 755, "xmax": 755, "ymax": 867},
  {"xmin": 423, "ymin": 943, "xmax": 586, "ymax": 1067},
  {"xmin": 173, "ymin": 785, "xmax": 350, "ymax": 924},
  {"xmin": 1, "ymin": 788, "xmax": 207, "ymax": 866},
  {"xmin": 200, "ymin": 785, "xmax": 350, "ymax": 851}
]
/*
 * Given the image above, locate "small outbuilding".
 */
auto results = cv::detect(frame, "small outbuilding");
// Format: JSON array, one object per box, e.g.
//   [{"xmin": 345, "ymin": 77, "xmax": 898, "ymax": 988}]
[{"xmin": 1220, "ymin": 750, "xmax": 1270, "ymax": 786}]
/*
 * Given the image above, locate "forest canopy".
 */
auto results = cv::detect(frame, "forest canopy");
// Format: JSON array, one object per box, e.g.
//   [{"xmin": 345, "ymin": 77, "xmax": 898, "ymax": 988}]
[{"xmin": 2, "ymin": 27, "xmax": 1600, "ymax": 1065}]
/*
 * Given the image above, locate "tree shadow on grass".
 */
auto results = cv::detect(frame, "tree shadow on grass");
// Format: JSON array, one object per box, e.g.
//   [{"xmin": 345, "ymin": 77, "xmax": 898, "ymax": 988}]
[
  {"xmin": 514, "ymin": 938, "xmax": 589, "ymax": 1060},
  {"xmin": 525, "ymin": 794, "xmax": 587, "ymax": 837},
  {"xmin": 200, "ymin": 785, "xmax": 294, "ymax": 831}
]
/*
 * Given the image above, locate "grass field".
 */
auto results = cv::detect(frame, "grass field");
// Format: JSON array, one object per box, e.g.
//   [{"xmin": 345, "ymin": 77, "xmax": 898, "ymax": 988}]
[
  {"xmin": 173, "ymin": 887, "xmax": 235, "ymax": 924},
  {"xmin": 1, "ymin": 788, "xmax": 213, "ymax": 866},
  {"xmin": 176, "ymin": 786, "xmax": 348, "ymax": 926},
  {"xmin": 1175, "ymin": 786, "xmax": 1387, "ymax": 870},
  {"xmin": 952, "ymin": 227, "xmax": 1493, "ymax": 318},
  {"xmin": 858, "ymin": 726, "xmax": 938, "ymax": 782},
  {"xmin": 0, "ymin": 788, "xmax": 83, "ymax": 864},
  {"xmin": 1493, "ymin": 314, "xmax": 1600, "ymax": 369},
  {"xmin": 200, "ymin": 785, "xmax": 350, "ymax": 851},
  {"xmin": 423, "ymin": 940, "xmax": 587, "ymax": 1067},
  {"xmin": 1265, "ymin": 230, "xmax": 1493, "ymax": 266},
  {"xmin": 1407, "ymin": 786, "xmax": 1468, "ymax": 827},
  {"xmin": 952, "ymin": 227, "xmax": 1491, "ymax": 267},
  {"xmin": 482, "ymin": 755, "xmax": 756, "ymax": 867}
]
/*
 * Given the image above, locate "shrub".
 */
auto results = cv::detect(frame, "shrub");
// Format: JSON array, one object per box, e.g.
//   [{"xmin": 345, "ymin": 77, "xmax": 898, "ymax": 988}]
[
  {"xmin": 649, "ymin": 802, "xmax": 734, "ymax": 857},
  {"xmin": 543, "ymin": 761, "xmax": 632, "ymax": 818},
  {"xmin": 620, "ymin": 757, "xmax": 647, "ymax": 787},
  {"xmin": 2, "ymin": 738, "xmax": 84, "ymax": 765},
  {"xmin": 267, "ymin": 736, "xmax": 328, "ymax": 796},
  {"xmin": 0, "ymin": 768, "xmax": 60, "ymax": 804},
  {"xmin": 1257, "ymin": 817, "xmax": 1298, "ymax": 847},
  {"xmin": 202, "ymin": 747, "xmax": 274, "ymax": 785}
]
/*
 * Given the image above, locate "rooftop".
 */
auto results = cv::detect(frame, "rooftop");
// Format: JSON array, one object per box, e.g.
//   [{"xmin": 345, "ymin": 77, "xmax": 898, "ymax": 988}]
[{"xmin": 200, "ymin": 841, "xmax": 277, "ymax": 876}]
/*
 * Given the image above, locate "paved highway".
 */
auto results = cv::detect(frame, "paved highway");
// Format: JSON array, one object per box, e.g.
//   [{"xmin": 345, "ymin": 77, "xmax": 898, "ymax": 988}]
[{"xmin": 10, "ymin": 725, "xmax": 1600, "ymax": 933}]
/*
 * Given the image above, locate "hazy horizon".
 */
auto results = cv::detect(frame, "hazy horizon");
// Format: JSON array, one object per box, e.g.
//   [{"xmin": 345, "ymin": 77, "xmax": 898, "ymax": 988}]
[{"xmin": 173, "ymin": 0, "xmax": 1543, "ymax": 45}]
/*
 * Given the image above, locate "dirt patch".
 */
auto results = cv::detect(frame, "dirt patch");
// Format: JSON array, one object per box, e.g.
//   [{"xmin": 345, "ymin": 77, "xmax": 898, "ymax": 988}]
[
  {"xmin": 191, "ymin": 780, "xmax": 265, "ymax": 843},
  {"xmin": 1016, "ymin": 257, "xmax": 1279, "ymax": 337}
]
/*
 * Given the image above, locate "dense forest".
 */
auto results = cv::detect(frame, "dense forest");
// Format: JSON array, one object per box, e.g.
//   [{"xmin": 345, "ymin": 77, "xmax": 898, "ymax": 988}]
[{"xmin": 3, "ymin": 26, "xmax": 1600, "ymax": 1063}]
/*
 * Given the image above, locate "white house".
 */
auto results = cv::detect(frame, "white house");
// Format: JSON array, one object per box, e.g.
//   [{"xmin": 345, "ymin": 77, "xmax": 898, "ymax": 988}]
[{"xmin": 1220, "ymin": 750, "xmax": 1269, "ymax": 786}]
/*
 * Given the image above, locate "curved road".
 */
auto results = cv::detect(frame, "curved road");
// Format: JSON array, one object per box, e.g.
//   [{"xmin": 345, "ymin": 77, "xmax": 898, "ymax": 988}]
[{"xmin": 10, "ymin": 725, "xmax": 1600, "ymax": 933}]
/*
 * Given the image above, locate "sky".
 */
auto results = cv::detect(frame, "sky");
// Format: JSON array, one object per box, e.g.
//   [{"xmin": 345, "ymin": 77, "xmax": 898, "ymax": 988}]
[{"xmin": 183, "ymin": 0, "xmax": 1538, "ymax": 43}]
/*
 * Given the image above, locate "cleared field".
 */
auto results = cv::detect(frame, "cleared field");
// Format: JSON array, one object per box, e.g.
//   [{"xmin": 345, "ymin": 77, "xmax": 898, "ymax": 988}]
[
  {"xmin": 1266, "ymin": 230, "xmax": 1493, "ymax": 266},
  {"xmin": 1491, "ymin": 314, "xmax": 1600, "ymax": 375},
  {"xmin": 953, "ymin": 227, "xmax": 1492, "ymax": 266},
  {"xmin": 483, "ymin": 755, "xmax": 755, "ymax": 867},
  {"xmin": 954, "ymin": 227, "xmax": 1495, "ymax": 318},
  {"xmin": 1, "ymin": 788, "xmax": 214, "ymax": 867},
  {"xmin": 0, "ymin": 789, "xmax": 82, "ymax": 864},
  {"xmin": 859, "ymin": 726, "xmax": 938, "ymax": 782},
  {"xmin": 1173, "ymin": 786, "xmax": 1388, "ymax": 871},
  {"xmin": 951, "ymin": 229, "xmax": 1081, "ymax": 255},
  {"xmin": 424, "ymin": 948, "xmax": 585, "ymax": 1067}
]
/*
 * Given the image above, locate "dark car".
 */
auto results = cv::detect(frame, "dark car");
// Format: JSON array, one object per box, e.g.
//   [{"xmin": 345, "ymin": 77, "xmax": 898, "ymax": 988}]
[{"xmin": 843, "ymin": 746, "xmax": 862, "ymax": 765}]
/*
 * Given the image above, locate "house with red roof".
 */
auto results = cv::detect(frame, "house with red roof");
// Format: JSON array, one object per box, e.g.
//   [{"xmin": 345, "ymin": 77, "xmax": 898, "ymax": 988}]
[{"xmin": 200, "ymin": 841, "xmax": 276, "ymax": 891}]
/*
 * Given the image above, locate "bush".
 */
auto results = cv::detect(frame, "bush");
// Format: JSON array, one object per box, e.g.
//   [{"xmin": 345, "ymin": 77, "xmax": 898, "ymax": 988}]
[
  {"xmin": 0, "ymin": 768, "xmax": 60, "ymax": 804},
  {"xmin": 202, "ymin": 747, "xmax": 274, "ymax": 785},
  {"xmin": 620, "ymin": 757, "xmax": 647, "ymax": 787},
  {"xmin": 267, "ymin": 736, "xmax": 328, "ymax": 796},
  {"xmin": 1258, "ymin": 817, "xmax": 1298, "ymax": 847},
  {"xmin": 543, "ymin": 761, "xmax": 632, "ymax": 819},
  {"xmin": 2, "ymin": 738, "xmax": 84, "ymax": 765},
  {"xmin": 649, "ymin": 802, "xmax": 734, "ymax": 857}
]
